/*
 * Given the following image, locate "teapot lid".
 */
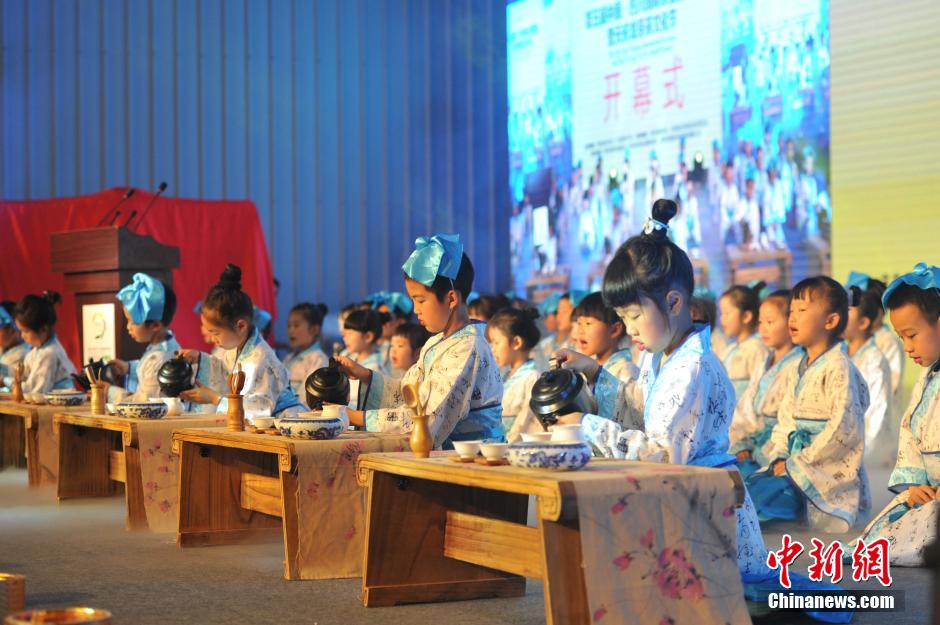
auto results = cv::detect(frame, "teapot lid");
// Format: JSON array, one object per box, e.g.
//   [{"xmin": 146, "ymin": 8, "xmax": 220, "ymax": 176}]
[
  {"xmin": 158, "ymin": 356, "xmax": 193, "ymax": 384},
  {"xmin": 529, "ymin": 366, "xmax": 584, "ymax": 416},
  {"xmin": 305, "ymin": 359, "xmax": 350, "ymax": 400}
]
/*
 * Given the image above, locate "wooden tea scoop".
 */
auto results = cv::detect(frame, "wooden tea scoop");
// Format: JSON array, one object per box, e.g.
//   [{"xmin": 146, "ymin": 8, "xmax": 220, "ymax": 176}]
[{"xmin": 234, "ymin": 363, "xmax": 245, "ymax": 394}]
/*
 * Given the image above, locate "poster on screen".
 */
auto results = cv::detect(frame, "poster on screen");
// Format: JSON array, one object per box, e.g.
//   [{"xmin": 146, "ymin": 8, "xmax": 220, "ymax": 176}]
[{"xmin": 82, "ymin": 303, "xmax": 116, "ymax": 364}]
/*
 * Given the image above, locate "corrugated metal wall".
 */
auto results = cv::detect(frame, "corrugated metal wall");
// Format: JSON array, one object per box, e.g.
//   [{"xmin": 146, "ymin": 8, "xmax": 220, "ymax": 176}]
[{"xmin": 0, "ymin": 0, "xmax": 510, "ymax": 327}]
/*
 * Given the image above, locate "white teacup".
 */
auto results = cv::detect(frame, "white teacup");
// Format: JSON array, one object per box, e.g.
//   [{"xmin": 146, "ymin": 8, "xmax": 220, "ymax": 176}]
[
  {"xmin": 550, "ymin": 424, "xmax": 585, "ymax": 443},
  {"xmin": 153, "ymin": 397, "xmax": 183, "ymax": 416},
  {"xmin": 250, "ymin": 416, "xmax": 275, "ymax": 429},
  {"xmin": 479, "ymin": 442, "xmax": 509, "ymax": 461},
  {"xmin": 321, "ymin": 403, "xmax": 349, "ymax": 428},
  {"xmin": 452, "ymin": 440, "xmax": 481, "ymax": 459}
]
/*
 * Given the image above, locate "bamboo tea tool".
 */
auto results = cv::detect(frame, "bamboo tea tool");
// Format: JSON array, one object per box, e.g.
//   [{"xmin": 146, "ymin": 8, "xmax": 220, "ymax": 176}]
[
  {"xmin": 402, "ymin": 382, "xmax": 431, "ymax": 458},
  {"xmin": 226, "ymin": 363, "xmax": 246, "ymax": 432}
]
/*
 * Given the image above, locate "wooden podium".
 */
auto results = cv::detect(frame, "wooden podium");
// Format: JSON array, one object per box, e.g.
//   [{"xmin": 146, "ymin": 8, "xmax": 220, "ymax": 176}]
[{"xmin": 50, "ymin": 227, "xmax": 180, "ymax": 363}]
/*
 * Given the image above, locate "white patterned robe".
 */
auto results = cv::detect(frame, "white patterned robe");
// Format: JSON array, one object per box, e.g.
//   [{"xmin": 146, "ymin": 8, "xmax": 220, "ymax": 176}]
[
  {"xmin": 875, "ymin": 325, "xmax": 905, "ymax": 456},
  {"xmin": 109, "ymin": 331, "xmax": 181, "ymax": 403},
  {"xmin": 858, "ymin": 366, "xmax": 940, "ymax": 565},
  {"xmin": 282, "ymin": 343, "xmax": 329, "ymax": 397},
  {"xmin": 580, "ymin": 325, "xmax": 771, "ymax": 580},
  {"xmin": 729, "ymin": 348, "xmax": 803, "ymax": 466},
  {"xmin": 501, "ymin": 359, "xmax": 544, "ymax": 444},
  {"xmin": 765, "ymin": 345, "xmax": 871, "ymax": 532},
  {"xmin": 850, "ymin": 338, "xmax": 893, "ymax": 466},
  {"xmin": 22, "ymin": 336, "xmax": 77, "ymax": 394},
  {"xmin": 534, "ymin": 332, "xmax": 570, "ymax": 371},
  {"xmin": 361, "ymin": 322, "xmax": 504, "ymax": 448},
  {"xmin": 196, "ymin": 327, "xmax": 304, "ymax": 420},
  {"xmin": 721, "ymin": 333, "xmax": 770, "ymax": 403},
  {"xmin": 601, "ymin": 348, "xmax": 639, "ymax": 386}
]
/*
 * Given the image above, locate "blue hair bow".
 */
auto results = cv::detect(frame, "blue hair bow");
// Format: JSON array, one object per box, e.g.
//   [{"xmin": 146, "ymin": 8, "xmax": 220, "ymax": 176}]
[
  {"xmin": 567, "ymin": 290, "xmax": 588, "ymax": 308},
  {"xmin": 538, "ymin": 292, "xmax": 562, "ymax": 316},
  {"xmin": 0, "ymin": 306, "xmax": 12, "ymax": 326},
  {"xmin": 693, "ymin": 286, "xmax": 717, "ymax": 300},
  {"xmin": 882, "ymin": 263, "xmax": 940, "ymax": 310},
  {"xmin": 253, "ymin": 306, "xmax": 272, "ymax": 330},
  {"xmin": 371, "ymin": 291, "xmax": 413, "ymax": 316},
  {"xmin": 193, "ymin": 300, "xmax": 203, "ymax": 314},
  {"xmin": 845, "ymin": 271, "xmax": 870, "ymax": 291},
  {"xmin": 116, "ymin": 273, "xmax": 166, "ymax": 325},
  {"xmin": 467, "ymin": 291, "xmax": 480, "ymax": 304},
  {"xmin": 402, "ymin": 233, "xmax": 464, "ymax": 287}
]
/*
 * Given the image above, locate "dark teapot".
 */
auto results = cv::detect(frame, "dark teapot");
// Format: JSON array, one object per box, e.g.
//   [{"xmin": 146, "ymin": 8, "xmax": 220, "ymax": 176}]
[
  {"xmin": 71, "ymin": 358, "xmax": 109, "ymax": 391},
  {"xmin": 305, "ymin": 358, "xmax": 350, "ymax": 409},
  {"xmin": 529, "ymin": 359, "xmax": 597, "ymax": 430},
  {"xmin": 158, "ymin": 356, "xmax": 195, "ymax": 398}
]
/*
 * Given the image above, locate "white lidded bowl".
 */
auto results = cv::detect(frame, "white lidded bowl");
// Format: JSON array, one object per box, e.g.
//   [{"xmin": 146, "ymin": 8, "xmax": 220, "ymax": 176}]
[
  {"xmin": 44, "ymin": 389, "xmax": 86, "ymax": 406},
  {"xmin": 507, "ymin": 441, "xmax": 592, "ymax": 471},
  {"xmin": 114, "ymin": 402, "xmax": 168, "ymax": 419},
  {"xmin": 276, "ymin": 411, "xmax": 345, "ymax": 439},
  {"xmin": 520, "ymin": 432, "xmax": 553, "ymax": 443},
  {"xmin": 479, "ymin": 442, "xmax": 509, "ymax": 461}
]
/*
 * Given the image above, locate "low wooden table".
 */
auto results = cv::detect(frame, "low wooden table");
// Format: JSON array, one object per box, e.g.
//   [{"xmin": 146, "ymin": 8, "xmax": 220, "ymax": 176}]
[
  {"xmin": 0, "ymin": 400, "xmax": 83, "ymax": 485},
  {"xmin": 356, "ymin": 453, "xmax": 746, "ymax": 625},
  {"xmin": 54, "ymin": 411, "xmax": 224, "ymax": 530},
  {"xmin": 172, "ymin": 428, "xmax": 408, "ymax": 580}
]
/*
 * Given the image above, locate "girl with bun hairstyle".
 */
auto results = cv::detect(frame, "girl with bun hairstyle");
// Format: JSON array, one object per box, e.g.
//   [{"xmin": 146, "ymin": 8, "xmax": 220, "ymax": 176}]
[
  {"xmin": 486, "ymin": 307, "xmax": 543, "ymax": 443},
  {"xmin": 283, "ymin": 302, "xmax": 330, "ymax": 395},
  {"xmin": 179, "ymin": 265, "xmax": 304, "ymax": 421},
  {"xmin": 14, "ymin": 291, "xmax": 77, "ymax": 393},
  {"xmin": 553, "ymin": 201, "xmax": 853, "ymax": 621}
]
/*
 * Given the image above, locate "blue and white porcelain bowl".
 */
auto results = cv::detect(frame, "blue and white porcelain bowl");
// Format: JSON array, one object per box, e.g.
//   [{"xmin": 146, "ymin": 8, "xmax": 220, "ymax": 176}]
[
  {"xmin": 507, "ymin": 441, "xmax": 592, "ymax": 471},
  {"xmin": 276, "ymin": 412, "xmax": 345, "ymax": 440},
  {"xmin": 114, "ymin": 402, "xmax": 168, "ymax": 419},
  {"xmin": 44, "ymin": 390, "xmax": 87, "ymax": 406}
]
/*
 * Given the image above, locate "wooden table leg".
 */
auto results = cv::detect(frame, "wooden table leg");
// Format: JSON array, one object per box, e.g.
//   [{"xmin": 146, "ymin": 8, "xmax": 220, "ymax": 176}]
[
  {"xmin": 56, "ymin": 424, "xmax": 119, "ymax": 500},
  {"xmin": 123, "ymin": 444, "xmax": 148, "ymax": 531},
  {"xmin": 361, "ymin": 471, "xmax": 528, "ymax": 607},
  {"xmin": 280, "ymin": 469, "xmax": 300, "ymax": 580},
  {"xmin": 0, "ymin": 413, "xmax": 26, "ymax": 469},
  {"xmin": 538, "ymin": 512, "xmax": 589, "ymax": 625},
  {"xmin": 25, "ymin": 427, "xmax": 40, "ymax": 486},
  {"xmin": 176, "ymin": 441, "xmax": 283, "ymax": 547}
]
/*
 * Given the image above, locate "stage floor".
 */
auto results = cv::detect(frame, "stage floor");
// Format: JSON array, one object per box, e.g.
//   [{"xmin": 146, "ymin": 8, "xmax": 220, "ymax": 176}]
[{"xmin": 0, "ymin": 466, "xmax": 929, "ymax": 625}]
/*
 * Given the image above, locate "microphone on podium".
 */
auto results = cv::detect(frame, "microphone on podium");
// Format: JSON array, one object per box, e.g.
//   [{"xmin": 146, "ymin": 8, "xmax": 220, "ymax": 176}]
[
  {"xmin": 128, "ymin": 181, "xmax": 168, "ymax": 231},
  {"xmin": 97, "ymin": 187, "xmax": 136, "ymax": 227}
]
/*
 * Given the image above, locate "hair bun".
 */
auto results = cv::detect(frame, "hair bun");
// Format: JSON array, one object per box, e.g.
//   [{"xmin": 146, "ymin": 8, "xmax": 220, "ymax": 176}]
[
  {"xmin": 651, "ymin": 198, "xmax": 678, "ymax": 227},
  {"xmin": 218, "ymin": 264, "xmax": 242, "ymax": 291},
  {"xmin": 524, "ymin": 306, "xmax": 541, "ymax": 320},
  {"xmin": 42, "ymin": 290, "xmax": 62, "ymax": 305},
  {"xmin": 316, "ymin": 303, "xmax": 329, "ymax": 317},
  {"xmin": 751, "ymin": 280, "xmax": 767, "ymax": 294}
]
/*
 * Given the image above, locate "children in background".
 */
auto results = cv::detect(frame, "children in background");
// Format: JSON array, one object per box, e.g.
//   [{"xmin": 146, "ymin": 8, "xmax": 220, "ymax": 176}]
[
  {"xmin": 370, "ymin": 291, "xmax": 413, "ymax": 376},
  {"xmin": 14, "ymin": 292, "xmax": 77, "ymax": 393},
  {"xmin": 0, "ymin": 301, "xmax": 28, "ymax": 387},
  {"xmin": 718, "ymin": 161, "xmax": 741, "ymax": 244},
  {"xmin": 487, "ymin": 308, "xmax": 543, "ymax": 442},
  {"xmin": 747, "ymin": 277, "xmax": 870, "ymax": 532},
  {"xmin": 844, "ymin": 285, "xmax": 893, "ymax": 466},
  {"xmin": 338, "ymin": 234, "xmax": 504, "ymax": 448},
  {"xmin": 283, "ymin": 302, "xmax": 329, "ymax": 395},
  {"xmin": 468, "ymin": 293, "xmax": 510, "ymax": 323},
  {"xmin": 107, "ymin": 273, "xmax": 181, "ymax": 402},
  {"xmin": 855, "ymin": 264, "xmax": 940, "ymax": 565},
  {"xmin": 731, "ymin": 290, "xmax": 803, "ymax": 477},
  {"xmin": 533, "ymin": 292, "xmax": 561, "ymax": 370},
  {"xmin": 571, "ymin": 292, "xmax": 638, "ymax": 385},
  {"xmin": 554, "ymin": 200, "xmax": 780, "ymax": 603},
  {"xmin": 389, "ymin": 322, "xmax": 431, "ymax": 375},
  {"xmin": 179, "ymin": 265, "xmax": 304, "ymax": 421},
  {"xmin": 341, "ymin": 309, "xmax": 387, "ymax": 375},
  {"xmin": 719, "ymin": 282, "xmax": 771, "ymax": 401}
]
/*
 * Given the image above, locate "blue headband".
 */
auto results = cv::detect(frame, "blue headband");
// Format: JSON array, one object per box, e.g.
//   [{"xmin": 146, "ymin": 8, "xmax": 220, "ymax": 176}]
[
  {"xmin": 0, "ymin": 306, "xmax": 12, "ymax": 326},
  {"xmin": 883, "ymin": 263, "xmax": 940, "ymax": 310},
  {"xmin": 402, "ymin": 233, "xmax": 464, "ymax": 287},
  {"xmin": 845, "ymin": 271, "xmax": 871, "ymax": 291},
  {"xmin": 538, "ymin": 292, "xmax": 562, "ymax": 316},
  {"xmin": 116, "ymin": 273, "xmax": 166, "ymax": 325},
  {"xmin": 467, "ymin": 291, "xmax": 480, "ymax": 304},
  {"xmin": 693, "ymin": 286, "xmax": 716, "ymax": 300},
  {"xmin": 193, "ymin": 300, "xmax": 203, "ymax": 314}
]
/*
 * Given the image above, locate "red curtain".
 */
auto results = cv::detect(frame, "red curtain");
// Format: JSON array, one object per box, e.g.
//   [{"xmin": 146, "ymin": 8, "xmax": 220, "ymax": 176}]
[{"xmin": 0, "ymin": 188, "xmax": 276, "ymax": 367}]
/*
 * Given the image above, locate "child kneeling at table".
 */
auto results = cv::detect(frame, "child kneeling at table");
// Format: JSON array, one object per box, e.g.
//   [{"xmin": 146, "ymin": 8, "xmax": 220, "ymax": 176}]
[{"xmin": 337, "ymin": 233, "xmax": 505, "ymax": 449}]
